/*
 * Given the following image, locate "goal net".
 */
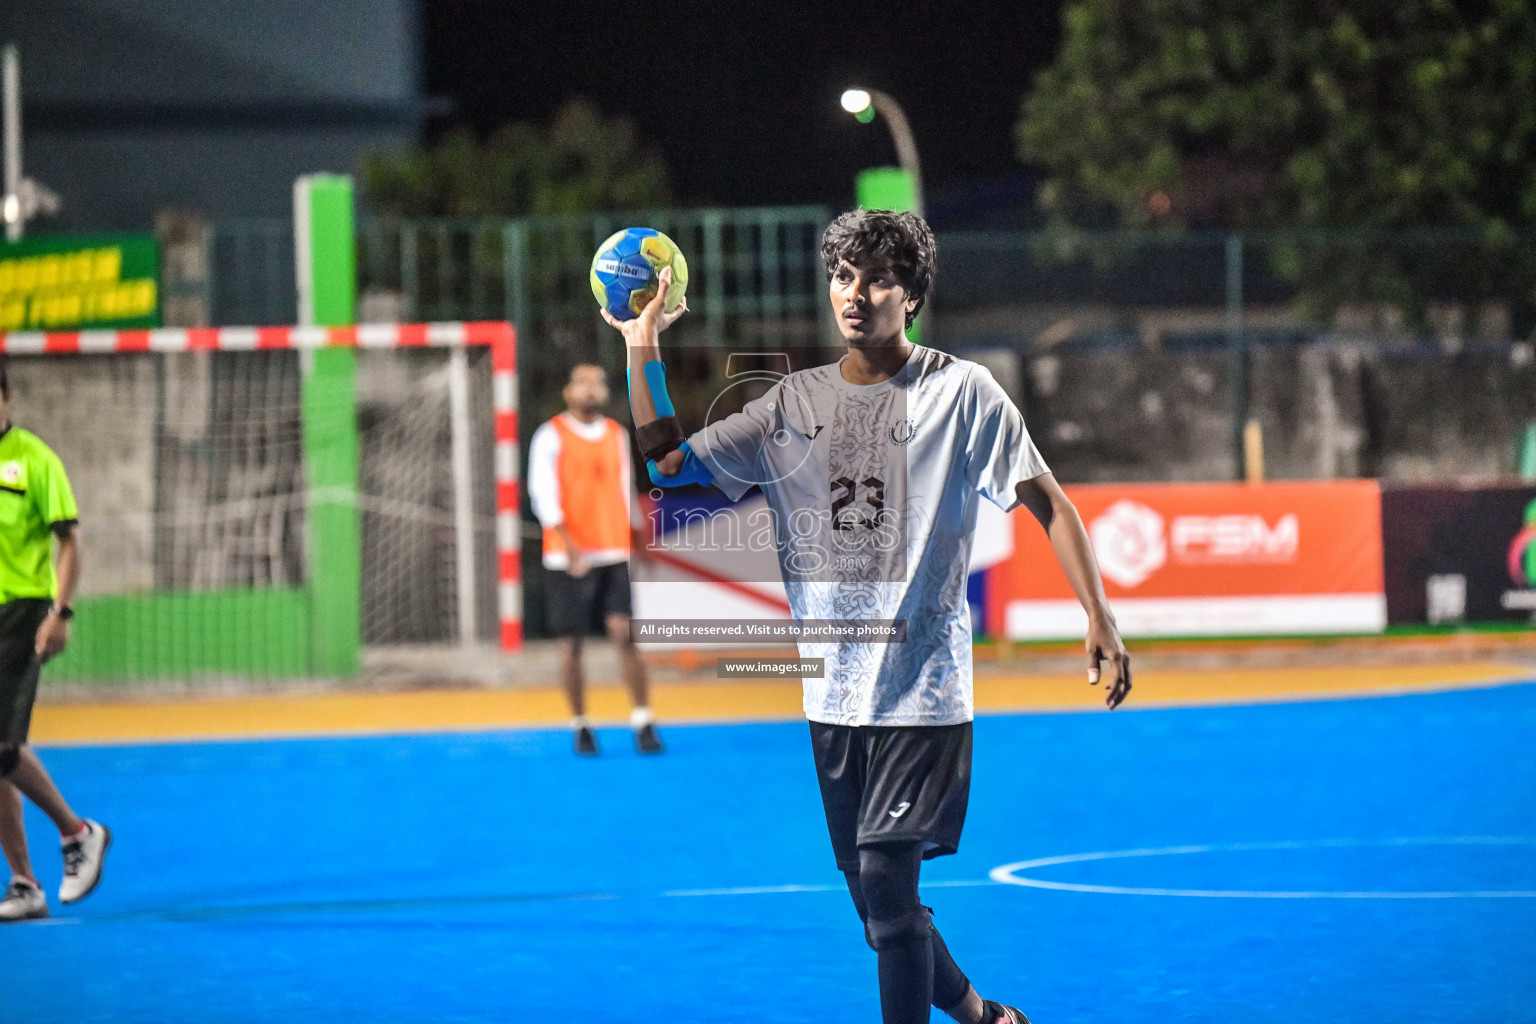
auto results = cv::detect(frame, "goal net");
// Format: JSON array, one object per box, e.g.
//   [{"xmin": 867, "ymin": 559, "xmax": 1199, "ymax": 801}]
[{"xmin": 0, "ymin": 323, "xmax": 519, "ymax": 687}]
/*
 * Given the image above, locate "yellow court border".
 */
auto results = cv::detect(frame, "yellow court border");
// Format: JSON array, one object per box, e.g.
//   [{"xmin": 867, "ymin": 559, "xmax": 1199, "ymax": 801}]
[{"xmin": 29, "ymin": 660, "xmax": 1533, "ymax": 747}]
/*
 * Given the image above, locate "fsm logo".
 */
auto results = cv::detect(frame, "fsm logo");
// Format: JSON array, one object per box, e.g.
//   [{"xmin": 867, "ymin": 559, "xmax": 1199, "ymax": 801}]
[
  {"xmin": 1090, "ymin": 500, "xmax": 1166, "ymax": 588},
  {"xmin": 1090, "ymin": 500, "xmax": 1303, "ymax": 589},
  {"xmin": 1171, "ymin": 513, "xmax": 1299, "ymax": 563}
]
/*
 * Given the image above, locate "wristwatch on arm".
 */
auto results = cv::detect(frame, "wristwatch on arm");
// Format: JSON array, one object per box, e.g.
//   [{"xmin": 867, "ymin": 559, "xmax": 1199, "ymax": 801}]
[{"xmin": 49, "ymin": 603, "xmax": 74, "ymax": 621}]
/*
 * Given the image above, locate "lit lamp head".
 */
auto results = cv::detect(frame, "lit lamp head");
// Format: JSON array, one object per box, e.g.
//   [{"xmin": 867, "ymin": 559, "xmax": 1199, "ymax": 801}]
[{"xmin": 840, "ymin": 89, "xmax": 877, "ymax": 124}]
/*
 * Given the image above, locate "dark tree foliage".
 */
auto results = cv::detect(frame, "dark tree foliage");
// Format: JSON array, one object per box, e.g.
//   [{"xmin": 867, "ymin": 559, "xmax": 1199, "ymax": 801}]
[
  {"xmin": 1017, "ymin": 0, "xmax": 1536, "ymax": 330},
  {"xmin": 360, "ymin": 98, "xmax": 671, "ymax": 217}
]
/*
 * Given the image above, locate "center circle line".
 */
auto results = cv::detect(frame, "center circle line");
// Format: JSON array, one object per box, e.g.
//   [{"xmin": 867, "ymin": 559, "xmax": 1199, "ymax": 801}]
[{"xmin": 988, "ymin": 836, "xmax": 1536, "ymax": 899}]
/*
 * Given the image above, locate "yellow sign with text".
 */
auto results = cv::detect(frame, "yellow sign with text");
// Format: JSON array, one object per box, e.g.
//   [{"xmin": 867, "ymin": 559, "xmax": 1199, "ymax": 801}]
[{"xmin": 0, "ymin": 234, "xmax": 161, "ymax": 331}]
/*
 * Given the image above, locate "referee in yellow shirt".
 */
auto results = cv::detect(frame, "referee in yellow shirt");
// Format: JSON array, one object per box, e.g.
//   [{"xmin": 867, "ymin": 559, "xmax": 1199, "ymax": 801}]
[{"xmin": 0, "ymin": 368, "xmax": 110, "ymax": 922}]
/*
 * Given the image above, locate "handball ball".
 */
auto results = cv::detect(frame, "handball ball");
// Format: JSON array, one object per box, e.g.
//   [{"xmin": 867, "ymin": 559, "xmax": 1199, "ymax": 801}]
[{"xmin": 590, "ymin": 227, "xmax": 690, "ymax": 322}]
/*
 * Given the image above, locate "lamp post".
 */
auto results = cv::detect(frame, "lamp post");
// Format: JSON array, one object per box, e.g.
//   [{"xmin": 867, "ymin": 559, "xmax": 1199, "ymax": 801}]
[
  {"xmin": 3, "ymin": 45, "xmax": 21, "ymax": 241},
  {"xmin": 2, "ymin": 45, "xmax": 60, "ymax": 241},
  {"xmin": 840, "ymin": 88, "xmax": 924, "ymax": 218}
]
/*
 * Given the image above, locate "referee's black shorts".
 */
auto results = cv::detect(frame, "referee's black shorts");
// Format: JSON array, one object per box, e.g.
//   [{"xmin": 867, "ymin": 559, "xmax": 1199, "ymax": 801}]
[
  {"xmin": 810, "ymin": 720, "xmax": 973, "ymax": 872},
  {"xmin": 544, "ymin": 560, "xmax": 634, "ymax": 637},
  {"xmin": 0, "ymin": 598, "xmax": 53, "ymax": 747}
]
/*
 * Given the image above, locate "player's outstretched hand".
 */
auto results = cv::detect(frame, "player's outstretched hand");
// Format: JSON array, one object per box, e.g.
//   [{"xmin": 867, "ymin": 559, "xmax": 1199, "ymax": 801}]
[
  {"xmin": 1086, "ymin": 615, "xmax": 1131, "ymax": 710},
  {"xmin": 600, "ymin": 266, "xmax": 688, "ymax": 347}
]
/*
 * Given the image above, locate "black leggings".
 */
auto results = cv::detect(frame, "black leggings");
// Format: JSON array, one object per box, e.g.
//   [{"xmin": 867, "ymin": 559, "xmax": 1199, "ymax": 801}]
[{"xmin": 844, "ymin": 842, "xmax": 972, "ymax": 1024}]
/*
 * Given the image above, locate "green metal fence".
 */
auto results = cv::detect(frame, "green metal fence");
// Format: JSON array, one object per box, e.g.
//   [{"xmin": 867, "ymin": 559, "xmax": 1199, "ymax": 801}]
[
  {"xmin": 208, "ymin": 217, "xmax": 297, "ymax": 327},
  {"xmin": 204, "ymin": 205, "xmax": 835, "ymax": 399},
  {"xmin": 204, "ymin": 218, "xmax": 1536, "ymax": 354},
  {"xmin": 931, "ymin": 227, "xmax": 1536, "ymax": 343},
  {"xmin": 357, "ymin": 208, "xmax": 828, "ymax": 327}
]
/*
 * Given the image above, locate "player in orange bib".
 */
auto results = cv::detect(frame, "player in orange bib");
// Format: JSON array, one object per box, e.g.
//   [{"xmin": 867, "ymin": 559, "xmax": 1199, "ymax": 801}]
[{"xmin": 527, "ymin": 364, "xmax": 662, "ymax": 755}]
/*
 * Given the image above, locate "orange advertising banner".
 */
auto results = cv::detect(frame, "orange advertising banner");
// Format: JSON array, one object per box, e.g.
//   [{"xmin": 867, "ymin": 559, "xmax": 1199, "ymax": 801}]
[{"xmin": 986, "ymin": 481, "xmax": 1386, "ymax": 639}]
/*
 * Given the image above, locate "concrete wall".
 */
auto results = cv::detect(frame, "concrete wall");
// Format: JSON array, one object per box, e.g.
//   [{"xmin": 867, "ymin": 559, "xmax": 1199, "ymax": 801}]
[
  {"xmin": 1019, "ymin": 348, "xmax": 1236, "ymax": 482},
  {"xmin": 1353, "ymin": 343, "xmax": 1536, "ymax": 481},
  {"xmin": 997, "ymin": 342, "xmax": 1536, "ymax": 485}
]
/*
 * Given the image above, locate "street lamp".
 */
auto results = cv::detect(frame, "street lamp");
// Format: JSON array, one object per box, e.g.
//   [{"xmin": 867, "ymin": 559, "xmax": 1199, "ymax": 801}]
[
  {"xmin": 839, "ymin": 87, "xmax": 924, "ymax": 218},
  {"xmin": 840, "ymin": 89, "xmax": 876, "ymax": 122}
]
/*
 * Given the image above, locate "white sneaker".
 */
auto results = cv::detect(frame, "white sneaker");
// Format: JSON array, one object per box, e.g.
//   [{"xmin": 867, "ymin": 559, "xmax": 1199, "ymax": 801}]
[
  {"xmin": 59, "ymin": 820, "xmax": 110, "ymax": 904},
  {"xmin": 0, "ymin": 877, "xmax": 48, "ymax": 922}
]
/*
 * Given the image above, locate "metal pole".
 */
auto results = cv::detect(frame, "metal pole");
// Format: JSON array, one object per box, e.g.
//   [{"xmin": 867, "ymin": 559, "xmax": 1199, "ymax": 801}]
[
  {"xmin": 870, "ymin": 90, "xmax": 923, "ymax": 218},
  {"xmin": 502, "ymin": 220, "xmax": 529, "ymax": 340},
  {"xmin": 3, "ymin": 45, "xmax": 21, "ymax": 241},
  {"xmin": 1225, "ymin": 232, "xmax": 1248, "ymax": 479},
  {"xmin": 448, "ymin": 345, "xmax": 479, "ymax": 647},
  {"xmin": 702, "ymin": 209, "xmax": 725, "ymax": 346}
]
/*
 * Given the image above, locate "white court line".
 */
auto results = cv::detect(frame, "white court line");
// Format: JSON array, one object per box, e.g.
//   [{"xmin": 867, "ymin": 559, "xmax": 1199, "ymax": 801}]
[
  {"xmin": 989, "ymin": 837, "xmax": 1536, "ymax": 898},
  {"xmin": 662, "ymin": 883, "xmax": 844, "ymax": 897},
  {"xmin": 660, "ymin": 879, "xmax": 996, "ymax": 898},
  {"xmin": 39, "ymin": 838, "xmax": 1536, "ymax": 926},
  {"xmin": 25, "ymin": 880, "xmax": 997, "ymax": 926}
]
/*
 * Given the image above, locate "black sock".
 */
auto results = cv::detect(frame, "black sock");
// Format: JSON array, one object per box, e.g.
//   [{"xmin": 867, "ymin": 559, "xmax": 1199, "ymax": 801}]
[{"xmin": 930, "ymin": 923, "xmax": 972, "ymax": 1012}]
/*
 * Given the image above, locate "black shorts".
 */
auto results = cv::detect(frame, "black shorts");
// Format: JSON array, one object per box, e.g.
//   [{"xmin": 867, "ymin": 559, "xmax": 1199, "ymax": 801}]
[
  {"xmin": 0, "ymin": 599, "xmax": 52, "ymax": 746},
  {"xmin": 810, "ymin": 720, "xmax": 973, "ymax": 872},
  {"xmin": 544, "ymin": 560, "xmax": 634, "ymax": 637}
]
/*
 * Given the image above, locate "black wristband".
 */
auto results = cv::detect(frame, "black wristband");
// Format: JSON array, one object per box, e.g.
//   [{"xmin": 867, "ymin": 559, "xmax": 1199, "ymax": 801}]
[
  {"xmin": 50, "ymin": 603, "xmax": 74, "ymax": 621},
  {"xmin": 635, "ymin": 415, "xmax": 686, "ymax": 462}
]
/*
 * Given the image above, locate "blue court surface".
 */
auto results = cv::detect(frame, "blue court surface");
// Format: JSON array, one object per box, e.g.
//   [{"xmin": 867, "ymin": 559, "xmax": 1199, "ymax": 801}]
[{"xmin": 6, "ymin": 681, "xmax": 1535, "ymax": 1023}]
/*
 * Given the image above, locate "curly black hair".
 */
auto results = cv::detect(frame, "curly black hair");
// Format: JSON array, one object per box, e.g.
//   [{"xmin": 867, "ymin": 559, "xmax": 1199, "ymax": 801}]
[{"xmin": 820, "ymin": 209, "xmax": 937, "ymax": 329}]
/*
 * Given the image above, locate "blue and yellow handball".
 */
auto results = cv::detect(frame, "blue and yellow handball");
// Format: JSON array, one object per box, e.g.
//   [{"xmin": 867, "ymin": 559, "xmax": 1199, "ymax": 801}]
[{"xmin": 590, "ymin": 227, "xmax": 689, "ymax": 321}]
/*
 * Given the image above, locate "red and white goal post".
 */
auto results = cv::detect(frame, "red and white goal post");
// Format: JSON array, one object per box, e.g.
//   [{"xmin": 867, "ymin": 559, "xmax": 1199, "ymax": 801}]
[{"xmin": 0, "ymin": 321, "xmax": 520, "ymax": 684}]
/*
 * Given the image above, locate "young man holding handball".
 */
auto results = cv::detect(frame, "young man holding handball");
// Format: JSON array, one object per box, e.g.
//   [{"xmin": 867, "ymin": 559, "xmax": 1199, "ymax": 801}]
[{"xmin": 604, "ymin": 210, "xmax": 1130, "ymax": 1024}]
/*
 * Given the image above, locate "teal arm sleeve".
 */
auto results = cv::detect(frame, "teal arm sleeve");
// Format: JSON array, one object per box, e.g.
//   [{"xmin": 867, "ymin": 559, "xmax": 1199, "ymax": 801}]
[
  {"xmin": 627, "ymin": 360, "xmax": 684, "ymax": 461},
  {"xmin": 625, "ymin": 360, "xmax": 676, "ymax": 417},
  {"xmin": 647, "ymin": 440, "xmax": 713, "ymax": 488},
  {"xmin": 644, "ymin": 360, "xmax": 675, "ymax": 417}
]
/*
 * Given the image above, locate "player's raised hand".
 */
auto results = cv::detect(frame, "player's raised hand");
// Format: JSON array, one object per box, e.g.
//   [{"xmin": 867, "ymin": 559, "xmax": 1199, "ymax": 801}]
[
  {"xmin": 1086, "ymin": 615, "xmax": 1131, "ymax": 710},
  {"xmin": 601, "ymin": 266, "xmax": 688, "ymax": 347}
]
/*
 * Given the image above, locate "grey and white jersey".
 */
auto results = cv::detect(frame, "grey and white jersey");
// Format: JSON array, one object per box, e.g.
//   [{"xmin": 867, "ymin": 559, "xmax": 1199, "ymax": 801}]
[{"xmin": 688, "ymin": 345, "xmax": 1048, "ymax": 726}]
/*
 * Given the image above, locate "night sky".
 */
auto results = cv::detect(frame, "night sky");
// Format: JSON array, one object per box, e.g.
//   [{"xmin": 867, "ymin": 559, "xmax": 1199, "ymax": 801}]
[{"xmin": 422, "ymin": 1, "xmax": 1063, "ymax": 219}]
